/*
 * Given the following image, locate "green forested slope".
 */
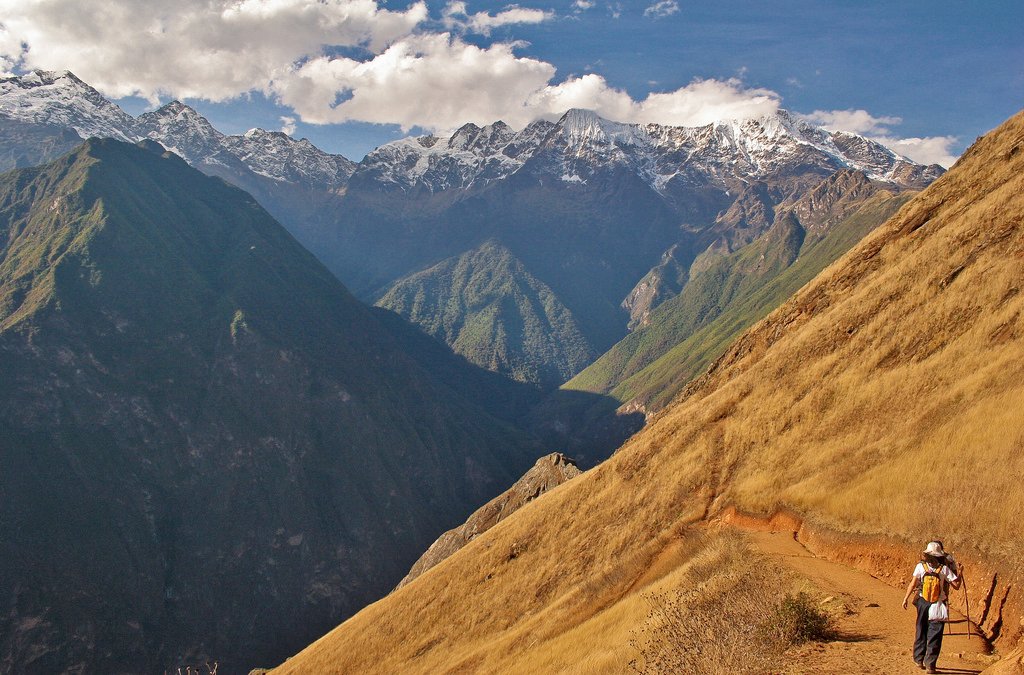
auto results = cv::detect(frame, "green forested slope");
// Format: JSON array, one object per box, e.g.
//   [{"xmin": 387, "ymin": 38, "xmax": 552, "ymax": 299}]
[{"xmin": 378, "ymin": 240, "xmax": 594, "ymax": 388}]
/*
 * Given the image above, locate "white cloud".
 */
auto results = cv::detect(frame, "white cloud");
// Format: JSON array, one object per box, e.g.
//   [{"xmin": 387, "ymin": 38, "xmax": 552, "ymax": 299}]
[
  {"xmin": 273, "ymin": 34, "xmax": 558, "ymax": 130},
  {"xmin": 280, "ymin": 116, "xmax": 297, "ymax": 136},
  {"xmin": 0, "ymin": 0, "xmax": 428, "ymax": 103},
  {"xmin": 442, "ymin": 2, "xmax": 554, "ymax": 35},
  {"xmin": 870, "ymin": 136, "xmax": 959, "ymax": 168},
  {"xmin": 273, "ymin": 35, "xmax": 780, "ymax": 132},
  {"xmin": 632, "ymin": 78, "xmax": 781, "ymax": 126},
  {"xmin": 803, "ymin": 108, "xmax": 958, "ymax": 167},
  {"xmin": 573, "ymin": 0, "xmax": 596, "ymax": 10},
  {"xmin": 644, "ymin": 1, "xmax": 679, "ymax": 19},
  {"xmin": 803, "ymin": 109, "xmax": 902, "ymax": 136}
]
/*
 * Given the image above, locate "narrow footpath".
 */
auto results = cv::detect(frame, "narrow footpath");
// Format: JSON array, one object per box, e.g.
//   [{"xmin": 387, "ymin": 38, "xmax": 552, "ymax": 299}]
[{"xmin": 745, "ymin": 529, "xmax": 993, "ymax": 674}]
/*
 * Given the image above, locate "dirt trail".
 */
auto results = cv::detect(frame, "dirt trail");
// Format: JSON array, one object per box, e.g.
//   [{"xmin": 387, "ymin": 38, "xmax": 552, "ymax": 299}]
[{"xmin": 741, "ymin": 529, "xmax": 992, "ymax": 674}]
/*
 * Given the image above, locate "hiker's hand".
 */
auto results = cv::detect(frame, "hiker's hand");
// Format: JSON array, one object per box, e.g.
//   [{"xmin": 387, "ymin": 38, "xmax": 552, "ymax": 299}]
[{"xmin": 901, "ymin": 598, "xmax": 908, "ymax": 610}]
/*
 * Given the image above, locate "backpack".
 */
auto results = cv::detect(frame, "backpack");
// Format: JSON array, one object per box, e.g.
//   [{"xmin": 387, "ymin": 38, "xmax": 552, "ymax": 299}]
[{"xmin": 921, "ymin": 564, "xmax": 945, "ymax": 603}]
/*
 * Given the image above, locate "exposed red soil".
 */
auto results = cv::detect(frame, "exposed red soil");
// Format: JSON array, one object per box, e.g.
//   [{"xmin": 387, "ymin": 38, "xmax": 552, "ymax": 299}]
[{"xmin": 717, "ymin": 507, "xmax": 1024, "ymax": 674}]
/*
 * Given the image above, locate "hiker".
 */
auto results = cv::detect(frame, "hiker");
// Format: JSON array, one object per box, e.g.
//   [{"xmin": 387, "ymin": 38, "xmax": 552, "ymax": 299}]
[{"xmin": 901, "ymin": 541, "xmax": 962, "ymax": 673}]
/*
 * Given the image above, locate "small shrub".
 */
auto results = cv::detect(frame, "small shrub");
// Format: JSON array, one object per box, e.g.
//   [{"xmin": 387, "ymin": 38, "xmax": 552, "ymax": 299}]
[
  {"xmin": 771, "ymin": 591, "xmax": 835, "ymax": 644},
  {"xmin": 629, "ymin": 537, "xmax": 835, "ymax": 674}
]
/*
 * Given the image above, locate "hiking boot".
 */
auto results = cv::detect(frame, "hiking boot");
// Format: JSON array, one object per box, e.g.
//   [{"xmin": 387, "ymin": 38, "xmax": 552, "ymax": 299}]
[
  {"xmin": 925, "ymin": 666, "xmax": 938, "ymax": 674},
  {"xmin": 913, "ymin": 661, "xmax": 924, "ymax": 669}
]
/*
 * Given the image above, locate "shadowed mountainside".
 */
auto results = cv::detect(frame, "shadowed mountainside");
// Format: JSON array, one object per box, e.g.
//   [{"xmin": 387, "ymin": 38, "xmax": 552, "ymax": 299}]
[{"xmin": 0, "ymin": 139, "xmax": 541, "ymax": 674}]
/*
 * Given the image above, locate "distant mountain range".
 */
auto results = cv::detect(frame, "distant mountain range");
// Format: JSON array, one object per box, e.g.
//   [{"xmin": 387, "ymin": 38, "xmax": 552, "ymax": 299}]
[
  {"xmin": 328, "ymin": 104, "xmax": 941, "ymax": 386},
  {"xmin": 0, "ymin": 70, "xmax": 943, "ymax": 388}
]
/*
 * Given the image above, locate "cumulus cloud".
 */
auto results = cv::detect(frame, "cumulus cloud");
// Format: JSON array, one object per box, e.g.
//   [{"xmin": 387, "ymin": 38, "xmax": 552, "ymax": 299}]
[
  {"xmin": 0, "ymin": 0, "xmax": 428, "ymax": 102},
  {"xmin": 274, "ymin": 34, "xmax": 557, "ymax": 130},
  {"xmin": 803, "ymin": 108, "xmax": 958, "ymax": 167},
  {"xmin": 803, "ymin": 109, "xmax": 902, "ymax": 136},
  {"xmin": 273, "ymin": 35, "xmax": 780, "ymax": 132},
  {"xmin": 869, "ymin": 135, "xmax": 959, "ymax": 168},
  {"xmin": 280, "ymin": 116, "xmax": 297, "ymax": 136},
  {"xmin": 573, "ymin": 0, "xmax": 596, "ymax": 10},
  {"xmin": 644, "ymin": 1, "xmax": 680, "ymax": 19},
  {"xmin": 441, "ymin": 2, "xmax": 554, "ymax": 35}
]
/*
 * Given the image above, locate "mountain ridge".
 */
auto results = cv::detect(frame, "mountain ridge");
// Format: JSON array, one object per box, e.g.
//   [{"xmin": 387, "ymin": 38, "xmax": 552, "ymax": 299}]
[
  {"xmin": 0, "ymin": 70, "xmax": 941, "ymax": 195},
  {"xmin": 0, "ymin": 138, "xmax": 539, "ymax": 673}
]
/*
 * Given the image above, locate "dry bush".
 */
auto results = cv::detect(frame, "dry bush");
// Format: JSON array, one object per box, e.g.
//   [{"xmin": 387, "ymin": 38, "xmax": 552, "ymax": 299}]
[{"xmin": 628, "ymin": 535, "xmax": 833, "ymax": 674}]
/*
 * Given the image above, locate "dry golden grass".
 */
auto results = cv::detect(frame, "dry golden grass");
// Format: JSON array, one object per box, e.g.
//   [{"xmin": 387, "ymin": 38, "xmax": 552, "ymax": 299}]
[
  {"xmin": 627, "ymin": 532, "xmax": 833, "ymax": 675},
  {"xmin": 274, "ymin": 110, "xmax": 1024, "ymax": 674}
]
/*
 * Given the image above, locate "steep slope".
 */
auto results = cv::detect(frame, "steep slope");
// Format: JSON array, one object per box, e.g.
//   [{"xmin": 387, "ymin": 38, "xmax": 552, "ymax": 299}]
[
  {"xmin": 272, "ymin": 109, "xmax": 1024, "ymax": 674},
  {"xmin": 567, "ymin": 170, "xmax": 913, "ymax": 410},
  {"xmin": 377, "ymin": 240, "xmax": 594, "ymax": 387},
  {"xmin": 0, "ymin": 139, "xmax": 538, "ymax": 674}
]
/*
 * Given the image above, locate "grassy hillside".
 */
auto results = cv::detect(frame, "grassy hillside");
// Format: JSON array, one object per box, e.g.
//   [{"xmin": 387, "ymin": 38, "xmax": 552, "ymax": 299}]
[
  {"xmin": 272, "ymin": 110, "xmax": 1024, "ymax": 674},
  {"xmin": 566, "ymin": 171, "xmax": 912, "ymax": 412},
  {"xmin": 377, "ymin": 240, "xmax": 594, "ymax": 388},
  {"xmin": 0, "ymin": 139, "xmax": 539, "ymax": 673},
  {"xmin": 609, "ymin": 191, "xmax": 912, "ymax": 410}
]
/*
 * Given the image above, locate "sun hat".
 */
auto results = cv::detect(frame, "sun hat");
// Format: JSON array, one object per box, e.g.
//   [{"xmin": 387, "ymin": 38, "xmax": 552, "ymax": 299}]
[{"xmin": 923, "ymin": 541, "xmax": 946, "ymax": 557}]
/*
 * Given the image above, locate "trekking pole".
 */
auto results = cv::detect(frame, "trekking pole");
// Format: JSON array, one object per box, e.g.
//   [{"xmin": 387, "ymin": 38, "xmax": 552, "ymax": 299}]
[{"xmin": 963, "ymin": 572, "xmax": 971, "ymax": 640}]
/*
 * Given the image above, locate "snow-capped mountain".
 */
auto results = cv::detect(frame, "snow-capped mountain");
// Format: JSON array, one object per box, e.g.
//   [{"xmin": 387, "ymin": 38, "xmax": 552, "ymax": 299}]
[
  {"xmin": 0, "ymin": 69, "xmax": 949, "ymax": 394},
  {"xmin": 352, "ymin": 119, "xmax": 555, "ymax": 192},
  {"xmin": 135, "ymin": 100, "xmax": 230, "ymax": 162},
  {"xmin": 0, "ymin": 70, "xmax": 137, "ymax": 142},
  {"xmin": 225, "ymin": 127, "xmax": 355, "ymax": 191},
  {"xmin": 0, "ymin": 70, "xmax": 355, "ymax": 189},
  {"xmin": 0, "ymin": 69, "xmax": 940, "ymax": 200},
  {"xmin": 357, "ymin": 107, "xmax": 941, "ymax": 195}
]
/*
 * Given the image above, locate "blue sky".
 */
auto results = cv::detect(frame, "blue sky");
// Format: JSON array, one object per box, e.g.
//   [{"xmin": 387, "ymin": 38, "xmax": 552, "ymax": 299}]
[{"xmin": 2, "ymin": 1, "xmax": 1021, "ymax": 164}]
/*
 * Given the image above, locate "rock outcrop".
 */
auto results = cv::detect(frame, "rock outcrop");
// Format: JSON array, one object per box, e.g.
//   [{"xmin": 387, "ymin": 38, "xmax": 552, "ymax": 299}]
[{"xmin": 397, "ymin": 453, "xmax": 582, "ymax": 588}]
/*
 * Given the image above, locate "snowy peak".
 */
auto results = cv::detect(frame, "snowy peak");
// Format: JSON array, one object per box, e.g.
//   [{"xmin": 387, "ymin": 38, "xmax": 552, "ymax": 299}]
[
  {"xmin": 559, "ymin": 108, "xmax": 607, "ymax": 140},
  {"xmin": 447, "ymin": 120, "xmax": 516, "ymax": 154},
  {"xmin": 0, "ymin": 69, "xmax": 136, "ymax": 142},
  {"xmin": 0, "ymin": 71, "xmax": 356, "ymax": 190},
  {"xmin": 136, "ymin": 100, "xmax": 226, "ymax": 160},
  {"xmin": 0, "ymin": 70, "xmax": 940, "ymax": 199},
  {"xmin": 557, "ymin": 108, "xmax": 644, "ymax": 148},
  {"xmin": 361, "ymin": 107, "xmax": 939, "ymax": 196},
  {"xmin": 355, "ymin": 120, "xmax": 547, "ymax": 192},
  {"xmin": 225, "ymin": 128, "xmax": 355, "ymax": 190}
]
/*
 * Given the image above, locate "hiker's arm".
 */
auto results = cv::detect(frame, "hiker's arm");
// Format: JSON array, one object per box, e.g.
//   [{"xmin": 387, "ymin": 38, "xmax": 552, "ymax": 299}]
[
  {"xmin": 901, "ymin": 578, "xmax": 919, "ymax": 610},
  {"xmin": 949, "ymin": 563, "xmax": 963, "ymax": 590}
]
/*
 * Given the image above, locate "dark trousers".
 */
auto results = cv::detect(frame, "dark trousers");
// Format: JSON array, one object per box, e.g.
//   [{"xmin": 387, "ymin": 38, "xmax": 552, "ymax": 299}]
[{"xmin": 913, "ymin": 597, "xmax": 945, "ymax": 666}]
